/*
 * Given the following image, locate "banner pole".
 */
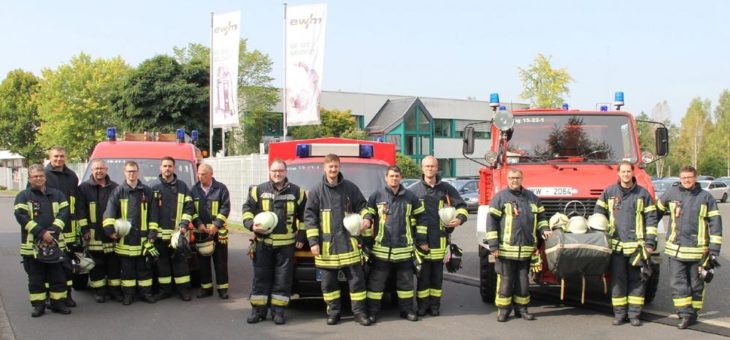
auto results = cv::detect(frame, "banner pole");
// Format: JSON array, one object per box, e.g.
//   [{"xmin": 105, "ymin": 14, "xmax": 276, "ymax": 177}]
[
  {"xmin": 282, "ymin": 2, "xmax": 288, "ymax": 141},
  {"xmin": 209, "ymin": 12, "xmax": 214, "ymax": 157}
]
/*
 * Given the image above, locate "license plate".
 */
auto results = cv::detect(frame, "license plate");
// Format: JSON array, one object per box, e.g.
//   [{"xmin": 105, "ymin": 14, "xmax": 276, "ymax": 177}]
[{"xmin": 315, "ymin": 269, "xmax": 347, "ymax": 282}]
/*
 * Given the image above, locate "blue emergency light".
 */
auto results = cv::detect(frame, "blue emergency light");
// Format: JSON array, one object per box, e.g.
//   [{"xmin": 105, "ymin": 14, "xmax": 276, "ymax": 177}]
[
  {"xmin": 191, "ymin": 130, "xmax": 199, "ymax": 144},
  {"xmin": 106, "ymin": 127, "xmax": 116, "ymax": 141},
  {"xmin": 359, "ymin": 144, "xmax": 374, "ymax": 158},
  {"xmin": 296, "ymin": 144, "xmax": 311, "ymax": 157},
  {"xmin": 176, "ymin": 128, "xmax": 185, "ymax": 142},
  {"xmin": 614, "ymin": 91, "xmax": 624, "ymax": 109},
  {"xmin": 499, "ymin": 106, "xmax": 507, "ymax": 111},
  {"xmin": 562, "ymin": 103, "xmax": 569, "ymax": 110},
  {"xmin": 600, "ymin": 105, "xmax": 609, "ymax": 112},
  {"xmin": 489, "ymin": 93, "xmax": 500, "ymax": 109}
]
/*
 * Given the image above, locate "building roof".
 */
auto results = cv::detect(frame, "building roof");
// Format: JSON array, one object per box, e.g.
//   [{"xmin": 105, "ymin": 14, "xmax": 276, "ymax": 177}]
[
  {"xmin": 0, "ymin": 150, "xmax": 24, "ymax": 160},
  {"xmin": 366, "ymin": 97, "xmax": 434, "ymax": 133}
]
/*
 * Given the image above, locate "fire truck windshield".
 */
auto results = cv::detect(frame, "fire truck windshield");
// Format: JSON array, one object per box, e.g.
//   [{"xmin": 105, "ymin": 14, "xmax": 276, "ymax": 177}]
[
  {"xmin": 506, "ymin": 115, "xmax": 637, "ymax": 164},
  {"xmin": 286, "ymin": 163, "xmax": 388, "ymax": 199},
  {"xmin": 82, "ymin": 159, "xmax": 196, "ymax": 188}
]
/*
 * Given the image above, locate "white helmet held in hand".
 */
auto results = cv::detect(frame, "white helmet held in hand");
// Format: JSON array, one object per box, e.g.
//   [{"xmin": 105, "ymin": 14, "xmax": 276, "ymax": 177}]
[
  {"xmin": 196, "ymin": 241, "xmax": 215, "ymax": 256},
  {"xmin": 567, "ymin": 216, "xmax": 589, "ymax": 234},
  {"xmin": 549, "ymin": 213, "xmax": 569, "ymax": 230},
  {"xmin": 114, "ymin": 219, "xmax": 132, "ymax": 238},
  {"xmin": 587, "ymin": 213, "xmax": 609, "ymax": 231},
  {"xmin": 438, "ymin": 207, "xmax": 457, "ymax": 225},
  {"xmin": 343, "ymin": 213, "xmax": 363, "ymax": 236},
  {"xmin": 253, "ymin": 211, "xmax": 278, "ymax": 235}
]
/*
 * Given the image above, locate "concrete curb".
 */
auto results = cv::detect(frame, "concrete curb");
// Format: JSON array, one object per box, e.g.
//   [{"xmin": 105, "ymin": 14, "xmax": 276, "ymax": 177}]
[{"xmin": 0, "ymin": 292, "xmax": 16, "ymax": 340}]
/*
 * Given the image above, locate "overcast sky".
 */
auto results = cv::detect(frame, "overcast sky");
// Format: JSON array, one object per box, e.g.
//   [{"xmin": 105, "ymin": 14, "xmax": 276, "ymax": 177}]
[{"xmin": 3, "ymin": 0, "xmax": 729, "ymax": 124}]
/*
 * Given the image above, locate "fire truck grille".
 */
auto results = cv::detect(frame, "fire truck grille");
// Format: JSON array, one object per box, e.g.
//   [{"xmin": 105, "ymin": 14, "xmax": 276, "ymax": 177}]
[{"xmin": 540, "ymin": 198, "xmax": 597, "ymax": 218}]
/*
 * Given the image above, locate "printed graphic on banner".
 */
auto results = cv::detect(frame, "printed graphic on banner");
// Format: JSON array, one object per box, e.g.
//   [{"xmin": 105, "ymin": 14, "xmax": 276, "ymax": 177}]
[
  {"xmin": 285, "ymin": 4, "xmax": 327, "ymax": 126},
  {"xmin": 211, "ymin": 11, "xmax": 241, "ymax": 128}
]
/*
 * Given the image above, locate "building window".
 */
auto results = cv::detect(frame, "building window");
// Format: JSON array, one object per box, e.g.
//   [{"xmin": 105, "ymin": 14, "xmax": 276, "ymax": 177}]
[
  {"xmin": 434, "ymin": 119, "xmax": 452, "ymax": 137},
  {"xmin": 353, "ymin": 115, "xmax": 365, "ymax": 129},
  {"xmin": 438, "ymin": 158, "xmax": 452, "ymax": 177},
  {"xmin": 263, "ymin": 113, "xmax": 283, "ymax": 136},
  {"xmin": 456, "ymin": 130, "xmax": 491, "ymax": 139}
]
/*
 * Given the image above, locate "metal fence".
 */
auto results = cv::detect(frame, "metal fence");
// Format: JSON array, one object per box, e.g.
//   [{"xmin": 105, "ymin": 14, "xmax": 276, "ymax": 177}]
[{"xmin": 2, "ymin": 154, "xmax": 270, "ymax": 224}]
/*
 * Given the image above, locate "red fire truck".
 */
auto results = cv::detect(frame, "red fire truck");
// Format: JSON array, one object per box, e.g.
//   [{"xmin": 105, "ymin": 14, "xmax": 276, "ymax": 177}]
[
  {"xmin": 463, "ymin": 92, "xmax": 669, "ymax": 304},
  {"xmin": 267, "ymin": 137, "xmax": 397, "ymax": 297}
]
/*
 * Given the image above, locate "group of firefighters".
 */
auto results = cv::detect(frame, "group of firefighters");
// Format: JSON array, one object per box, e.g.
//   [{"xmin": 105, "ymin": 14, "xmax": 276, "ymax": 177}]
[{"xmin": 13, "ymin": 147, "xmax": 723, "ymax": 331}]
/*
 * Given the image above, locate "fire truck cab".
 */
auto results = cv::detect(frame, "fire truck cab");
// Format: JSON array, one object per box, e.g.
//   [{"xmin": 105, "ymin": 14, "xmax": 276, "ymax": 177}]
[
  {"xmin": 267, "ymin": 137, "xmax": 396, "ymax": 298},
  {"xmin": 463, "ymin": 92, "xmax": 669, "ymax": 304}
]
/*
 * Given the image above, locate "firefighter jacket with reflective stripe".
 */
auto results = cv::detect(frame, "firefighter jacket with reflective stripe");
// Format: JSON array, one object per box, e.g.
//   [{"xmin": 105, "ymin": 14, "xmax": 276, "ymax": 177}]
[
  {"xmin": 304, "ymin": 173, "xmax": 368, "ymax": 269},
  {"xmin": 595, "ymin": 180, "xmax": 658, "ymax": 255},
  {"xmin": 77, "ymin": 176, "xmax": 118, "ymax": 253},
  {"xmin": 191, "ymin": 178, "xmax": 231, "ymax": 242},
  {"xmin": 486, "ymin": 187, "xmax": 548, "ymax": 260},
  {"xmin": 243, "ymin": 179, "xmax": 306, "ymax": 248},
  {"xmin": 408, "ymin": 177, "xmax": 468, "ymax": 260},
  {"xmin": 44, "ymin": 163, "xmax": 82, "ymax": 245},
  {"xmin": 14, "ymin": 187, "xmax": 69, "ymax": 257},
  {"xmin": 102, "ymin": 181, "xmax": 159, "ymax": 257},
  {"xmin": 364, "ymin": 185, "xmax": 426, "ymax": 262},
  {"xmin": 151, "ymin": 174, "xmax": 194, "ymax": 241},
  {"xmin": 657, "ymin": 184, "xmax": 722, "ymax": 260}
]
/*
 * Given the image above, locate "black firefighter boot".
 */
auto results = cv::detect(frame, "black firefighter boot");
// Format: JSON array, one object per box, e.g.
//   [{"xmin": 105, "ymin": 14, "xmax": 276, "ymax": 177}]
[
  {"xmin": 497, "ymin": 308, "xmax": 510, "ymax": 322},
  {"xmin": 93, "ymin": 288, "xmax": 107, "ymax": 303},
  {"xmin": 49, "ymin": 300, "xmax": 71, "ymax": 315},
  {"xmin": 31, "ymin": 303, "xmax": 45, "ymax": 318},
  {"xmin": 247, "ymin": 307, "xmax": 267, "ymax": 324},
  {"xmin": 218, "ymin": 288, "xmax": 229, "ymax": 300},
  {"xmin": 416, "ymin": 298, "xmax": 429, "ymax": 316},
  {"xmin": 272, "ymin": 306, "xmax": 286, "ymax": 325},
  {"xmin": 515, "ymin": 306, "xmax": 535, "ymax": 320},
  {"xmin": 65, "ymin": 289, "xmax": 77, "ymax": 307},
  {"xmin": 428, "ymin": 296, "xmax": 440, "ymax": 316}
]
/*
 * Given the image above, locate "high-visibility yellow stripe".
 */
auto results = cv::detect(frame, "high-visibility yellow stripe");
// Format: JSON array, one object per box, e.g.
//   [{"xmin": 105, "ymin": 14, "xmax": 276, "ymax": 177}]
[
  {"xmin": 514, "ymin": 295, "xmax": 530, "ymax": 305},
  {"xmin": 323, "ymin": 290, "xmax": 341, "ymax": 301},
  {"xmin": 89, "ymin": 202, "xmax": 97, "ymax": 223},
  {"xmin": 489, "ymin": 207, "xmax": 502, "ymax": 217},
  {"xmin": 175, "ymin": 275, "xmax": 191, "ymax": 284},
  {"xmin": 698, "ymin": 204, "xmax": 707, "ymax": 246},
  {"xmin": 417, "ymin": 289, "xmax": 430, "ymax": 298},
  {"xmin": 350, "ymin": 291, "xmax": 366, "ymax": 301},
  {"xmin": 504, "ymin": 203, "xmax": 513, "ymax": 246},
  {"xmin": 673, "ymin": 296, "xmax": 692, "ymax": 307},
  {"xmin": 49, "ymin": 291, "xmax": 67, "ymax": 300},
  {"xmin": 635, "ymin": 199, "xmax": 644, "ymax": 240},
  {"xmin": 628, "ymin": 296, "xmax": 644, "ymax": 305},
  {"xmin": 138, "ymin": 279, "xmax": 152, "ymax": 287},
  {"xmin": 30, "ymin": 292, "xmax": 47, "ymax": 302},
  {"xmin": 612, "ymin": 296, "xmax": 628, "ymax": 306},
  {"xmin": 367, "ymin": 291, "xmax": 384, "ymax": 300},
  {"xmin": 397, "ymin": 290, "xmax": 414, "ymax": 299},
  {"xmin": 710, "ymin": 235, "xmax": 722, "ymax": 244}
]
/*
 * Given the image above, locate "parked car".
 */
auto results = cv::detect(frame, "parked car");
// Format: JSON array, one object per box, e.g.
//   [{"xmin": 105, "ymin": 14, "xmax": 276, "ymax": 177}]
[
  {"xmin": 401, "ymin": 178, "xmax": 420, "ymax": 188},
  {"xmin": 462, "ymin": 191, "xmax": 479, "ymax": 213},
  {"xmin": 652, "ymin": 179, "xmax": 676, "ymax": 200},
  {"xmin": 697, "ymin": 175, "xmax": 715, "ymax": 181},
  {"xmin": 698, "ymin": 180, "xmax": 729, "ymax": 203}
]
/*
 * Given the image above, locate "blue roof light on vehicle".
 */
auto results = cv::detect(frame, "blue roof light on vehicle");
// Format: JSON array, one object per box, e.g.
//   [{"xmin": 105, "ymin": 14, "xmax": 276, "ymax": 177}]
[
  {"xmin": 489, "ymin": 93, "xmax": 500, "ymax": 110},
  {"xmin": 359, "ymin": 144, "xmax": 374, "ymax": 158},
  {"xmin": 106, "ymin": 127, "xmax": 116, "ymax": 141},
  {"xmin": 176, "ymin": 128, "xmax": 185, "ymax": 142},
  {"xmin": 191, "ymin": 130, "xmax": 199, "ymax": 144},
  {"xmin": 296, "ymin": 144, "xmax": 311, "ymax": 157},
  {"xmin": 614, "ymin": 91, "xmax": 624, "ymax": 110},
  {"xmin": 562, "ymin": 103, "xmax": 569, "ymax": 110},
  {"xmin": 499, "ymin": 105, "xmax": 506, "ymax": 111},
  {"xmin": 600, "ymin": 105, "xmax": 609, "ymax": 112}
]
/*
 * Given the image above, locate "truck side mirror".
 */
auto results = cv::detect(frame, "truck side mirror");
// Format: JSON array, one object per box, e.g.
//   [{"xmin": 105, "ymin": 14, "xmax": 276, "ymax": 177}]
[
  {"xmin": 655, "ymin": 127, "xmax": 669, "ymax": 157},
  {"xmin": 463, "ymin": 127, "xmax": 475, "ymax": 155}
]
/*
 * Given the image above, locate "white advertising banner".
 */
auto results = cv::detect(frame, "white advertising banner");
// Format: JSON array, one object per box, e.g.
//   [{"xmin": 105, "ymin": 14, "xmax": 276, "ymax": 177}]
[
  {"xmin": 211, "ymin": 11, "xmax": 240, "ymax": 128},
  {"xmin": 285, "ymin": 4, "xmax": 327, "ymax": 126}
]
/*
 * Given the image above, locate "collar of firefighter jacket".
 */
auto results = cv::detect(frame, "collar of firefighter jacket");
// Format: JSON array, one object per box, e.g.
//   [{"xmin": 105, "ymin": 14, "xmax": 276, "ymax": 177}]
[
  {"xmin": 384, "ymin": 184, "xmax": 406, "ymax": 197},
  {"xmin": 616, "ymin": 176, "xmax": 637, "ymax": 193},
  {"xmin": 87, "ymin": 174, "xmax": 114, "ymax": 188},
  {"xmin": 678, "ymin": 182, "xmax": 702, "ymax": 194},
  {"xmin": 323, "ymin": 172, "xmax": 344, "ymax": 188},
  {"xmin": 123, "ymin": 180, "xmax": 145, "ymax": 191},
  {"xmin": 420, "ymin": 174, "xmax": 443, "ymax": 187},
  {"xmin": 44, "ymin": 162, "xmax": 72, "ymax": 175},
  {"xmin": 158, "ymin": 173, "xmax": 179, "ymax": 185},
  {"xmin": 269, "ymin": 177, "xmax": 290, "ymax": 192},
  {"xmin": 508, "ymin": 186, "xmax": 524, "ymax": 196}
]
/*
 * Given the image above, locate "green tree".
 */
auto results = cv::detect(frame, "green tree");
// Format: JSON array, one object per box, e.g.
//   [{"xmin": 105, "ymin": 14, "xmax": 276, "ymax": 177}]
[
  {"xmin": 518, "ymin": 53, "xmax": 574, "ymax": 108},
  {"xmin": 0, "ymin": 70, "xmax": 44, "ymax": 163},
  {"xmin": 676, "ymin": 98, "xmax": 712, "ymax": 171},
  {"xmin": 37, "ymin": 53, "xmax": 130, "ymax": 161},
  {"xmin": 707, "ymin": 90, "xmax": 730, "ymax": 177},
  {"xmin": 290, "ymin": 108, "xmax": 358, "ymax": 139},
  {"xmin": 340, "ymin": 129, "xmax": 369, "ymax": 140},
  {"xmin": 396, "ymin": 152, "xmax": 421, "ymax": 178}
]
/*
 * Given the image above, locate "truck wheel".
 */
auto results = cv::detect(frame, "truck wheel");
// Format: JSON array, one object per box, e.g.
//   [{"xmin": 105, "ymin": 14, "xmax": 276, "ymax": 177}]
[
  {"xmin": 479, "ymin": 247, "xmax": 497, "ymax": 304},
  {"xmin": 644, "ymin": 262, "xmax": 661, "ymax": 304}
]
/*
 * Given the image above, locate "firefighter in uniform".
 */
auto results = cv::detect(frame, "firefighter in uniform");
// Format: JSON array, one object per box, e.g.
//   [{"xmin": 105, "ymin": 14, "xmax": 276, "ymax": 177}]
[
  {"xmin": 595, "ymin": 161, "xmax": 657, "ymax": 327},
  {"xmin": 242, "ymin": 159, "xmax": 306, "ymax": 325},
  {"xmin": 103, "ymin": 161, "xmax": 160, "ymax": 305},
  {"xmin": 656, "ymin": 165, "xmax": 722, "ymax": 329},
  {"xmin": 14, "ymin": 164, "xmax": 72, "ymax": 317},
  {"xmin": 364, "ymin": 165, "xmax": 425, "ymax": 323},
  {"xmin": 77, "ymin": 159, "xmax": 120, "ymax": 303},
  {"xmin": 191, "ymin": 163, "xmax": 231, "ymax": 300},
  {"xmin": 304, "ymin": 154, "xmax": 372, "ymax": 326},
  {"xmin": 151, "ymin": 156, "xmax": 195, "ymax": 301},
  {"xmin": 485, "ymin": 168, "xmax": 548, "ymax": 322},
  {"xmin": 409, "ymin": 155, "xmax": 468, "ymax": 316},
  {"xmin": 44, "ymin": 145, "xmax": 82, "ymax": 307}
]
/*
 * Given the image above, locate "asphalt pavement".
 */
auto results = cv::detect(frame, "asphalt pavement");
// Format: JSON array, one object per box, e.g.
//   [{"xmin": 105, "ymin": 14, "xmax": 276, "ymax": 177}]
[{"xmin": 0, "ymin": 195, "xmax": 728, "ymax": 339}]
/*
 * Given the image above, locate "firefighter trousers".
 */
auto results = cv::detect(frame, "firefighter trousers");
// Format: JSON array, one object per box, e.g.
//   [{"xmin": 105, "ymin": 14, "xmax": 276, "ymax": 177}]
[
  {"xmin": 320, "ymin": 264, "xmax": 367, "ymax": 317},
  {"xmin": 88, "ymin": 251, "xmax": 121, "ymax": 295},
  {"xmin": 367, "ymin": 259, "xmax": 415, "ymax": 315},
  {"xmin": 494, "ymin": 258, "xmax": 530, "ymax": 310},
  {"xmin": 120, "ymin": 256, "xmax": 152, "ymax": 296},
  {"xmin": 668, "ymin": 257, "xmax": 704, "ymax": 319},
  {"xmin": 610, "ymin": 253, "xmax": 645, "ymax": 318},
  {"xmin": 156, "ymin": 242, "xmax": 191, "ymax": 293},
  {"xmin": 417, "ymin": 259, "xmax": 444, "ymax": 311},
  {"xmin": 198, "ymin": 241, "xmax": 228, "ymax": 291},
  {"xmin": 22, "ymin": 257, "xmax": 67, "ymax": 306},
  {"xmin": 250, "ymin": 243, "xmax": 294, "ymax": 314}
]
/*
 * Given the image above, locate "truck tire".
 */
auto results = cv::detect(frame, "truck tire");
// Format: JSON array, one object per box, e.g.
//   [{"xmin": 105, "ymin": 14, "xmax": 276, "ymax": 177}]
[
  {"xmin": 644, "ymin": 262, "xmax": 661, "ymax": 304},
  {"xmin": 479, "ymin": 247, "xmax": 497, "ymax": 304}
]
